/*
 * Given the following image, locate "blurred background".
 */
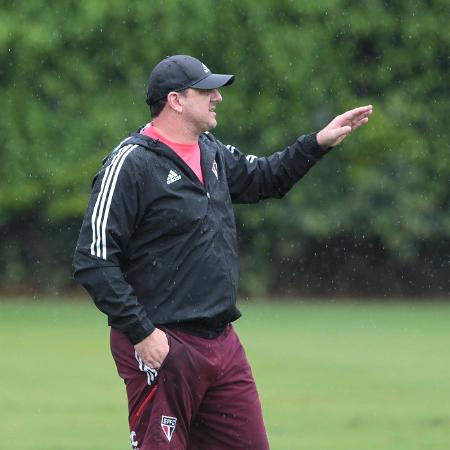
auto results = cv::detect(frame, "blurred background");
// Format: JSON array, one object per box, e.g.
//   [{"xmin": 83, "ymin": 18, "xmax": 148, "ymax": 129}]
[
  {"xmin": 1, "ymin": 2, "xmax": 449, "ymax": 449},
  {"xmin": 0, "ymin": 0, "xmax": 449, "ymax": 300}
]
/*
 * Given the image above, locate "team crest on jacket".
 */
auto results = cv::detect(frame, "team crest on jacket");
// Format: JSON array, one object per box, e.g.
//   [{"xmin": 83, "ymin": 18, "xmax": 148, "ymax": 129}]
[
  {"xmin": 161, "ymin": 415, "xmax": 177, "ymax": 442},
  {"xmin": 212, "ymin": 161, "xmax": 218, "ymax": 179}
]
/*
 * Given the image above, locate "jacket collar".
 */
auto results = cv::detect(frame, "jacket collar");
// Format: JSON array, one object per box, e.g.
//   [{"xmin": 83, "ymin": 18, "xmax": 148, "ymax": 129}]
[{"xmin": 125, "ymin": 132, "xmax": 219, "ymax": 190}]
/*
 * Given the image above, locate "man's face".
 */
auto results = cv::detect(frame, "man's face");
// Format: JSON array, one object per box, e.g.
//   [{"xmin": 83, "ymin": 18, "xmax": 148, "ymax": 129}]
[{"xmin": 181, "ymin": 88, "xmax": 223, "ymax": 133}]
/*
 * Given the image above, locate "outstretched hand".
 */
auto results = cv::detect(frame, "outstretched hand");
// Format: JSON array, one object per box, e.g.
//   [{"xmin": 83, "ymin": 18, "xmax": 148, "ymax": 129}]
[{"xmin": 316, "ymin": 105, "xmax": 373, "ymax": 148}]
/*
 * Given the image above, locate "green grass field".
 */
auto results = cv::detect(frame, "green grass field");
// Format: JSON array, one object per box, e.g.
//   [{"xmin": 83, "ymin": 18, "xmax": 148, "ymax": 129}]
[{"xmin": 1, "ymin": 299, "xmax": 449, "ymax": 450}]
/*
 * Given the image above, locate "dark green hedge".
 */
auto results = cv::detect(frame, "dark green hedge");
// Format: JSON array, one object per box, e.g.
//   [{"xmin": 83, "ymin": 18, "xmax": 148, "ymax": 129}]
[{"xmin": 1, "ymin": 0, "xmax": 448, "ymax": 297}]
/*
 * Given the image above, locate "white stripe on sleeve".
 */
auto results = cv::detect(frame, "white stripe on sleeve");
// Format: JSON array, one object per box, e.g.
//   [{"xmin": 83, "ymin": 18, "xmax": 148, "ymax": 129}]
[
  {"xmin": 100, "ymin": 145, "xmax": 137, "ymax": 259},
  {"xmin": 90, "ymin": 145, "xmax": 129, "ymax": 257},
  {"xmin": 90, "ymin": 143, "xmax": 137, "ymax": 259}
]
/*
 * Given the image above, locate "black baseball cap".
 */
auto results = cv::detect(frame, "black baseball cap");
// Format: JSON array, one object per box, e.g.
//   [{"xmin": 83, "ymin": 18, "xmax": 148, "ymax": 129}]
[{"xmin": 146, "ymin": 55, "xmax": 235, "ymax": 105}]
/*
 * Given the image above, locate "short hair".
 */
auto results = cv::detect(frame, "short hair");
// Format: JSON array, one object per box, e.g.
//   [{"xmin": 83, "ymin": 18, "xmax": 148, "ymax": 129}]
[
  {"xmin": 148, "ymin": 98, "xmax": 167, "ymax": 118},
  {"xmin": 147, "ymin": 89, "xmax": 189, "ymax": 118}
]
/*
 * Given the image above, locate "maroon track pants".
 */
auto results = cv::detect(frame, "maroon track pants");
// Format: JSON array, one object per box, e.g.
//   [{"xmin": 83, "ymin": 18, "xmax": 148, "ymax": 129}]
[{"xmin": 110, "ymin": 324, "xmax": 270, "ymax": 450}]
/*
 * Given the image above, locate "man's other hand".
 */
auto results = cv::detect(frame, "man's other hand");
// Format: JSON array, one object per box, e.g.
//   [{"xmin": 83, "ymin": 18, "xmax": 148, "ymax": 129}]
[{"xmin": 134, "ymin": 328, "xmax": 169, "ymax": 369}]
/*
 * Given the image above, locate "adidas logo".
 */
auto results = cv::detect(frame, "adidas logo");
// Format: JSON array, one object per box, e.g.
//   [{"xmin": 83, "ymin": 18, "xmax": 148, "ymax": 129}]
[{"xmin": 166, "ymin": 170, "xmax": 181, "ymax": 185}]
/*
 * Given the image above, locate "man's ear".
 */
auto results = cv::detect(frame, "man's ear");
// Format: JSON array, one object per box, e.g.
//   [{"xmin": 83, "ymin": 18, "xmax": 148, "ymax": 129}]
[{"xmin": 167, "ymin": 91, "xmax": 183, "ymax": 114}]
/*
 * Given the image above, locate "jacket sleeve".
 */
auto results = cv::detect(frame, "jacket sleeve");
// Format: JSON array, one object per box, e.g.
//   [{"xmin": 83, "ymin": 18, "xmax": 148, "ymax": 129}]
[
  {"xmin": 73, "ymin": 145, "xmax": 155, "ymax": 344},
  {"xmin": 221, "ymin": 133, "xmax": 331, "ymax": 203}
]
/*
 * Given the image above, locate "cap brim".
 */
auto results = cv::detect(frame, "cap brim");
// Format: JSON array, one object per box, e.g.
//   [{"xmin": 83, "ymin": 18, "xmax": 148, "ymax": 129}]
[{"xmin": 192, "ymin": 74, "xmax": 235, "ymax": 89}]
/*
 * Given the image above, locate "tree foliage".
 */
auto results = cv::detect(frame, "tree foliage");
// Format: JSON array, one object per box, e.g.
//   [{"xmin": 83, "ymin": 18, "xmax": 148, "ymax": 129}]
[{"xmin": 0, "ymin": 0, "xmax": 448, "ymax": 296}]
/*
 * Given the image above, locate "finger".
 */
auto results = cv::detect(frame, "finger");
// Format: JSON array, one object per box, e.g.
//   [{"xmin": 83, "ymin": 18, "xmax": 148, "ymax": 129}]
[
  {"xmin": 343, "ymin": 111, "xmax": 371, "ymax": 129},
  {"xmin": 335, "ymin": 135, "xmax": 348, "ymax": 145},
  {"xmin": 139, "ymin": 351, "xmax": 163, "ymax": 369},
  {"xmin": 351, "ymin": 104, "xmax": 372, "ymax": 114},
  {"xmin": 342, "ymin": 105, "xmax": 373, "ymax": 121},
  {"xmin": 351, "ymin": 117, "xmax": 369, "ymax": 130},
  {"xmin": 355, "ymin": 110, "xmax": 373, "ymax": 121},
  {"xmin": 334, "ymin": 125, "xmax": 352, "ymax": 138},
  {"xmin": 142, "ymin": 357, "xmax": 158, "ymax": 369},
  {"xmin": 334, "ymin": 109, "xmax": 372, "ymax": 129},
  {"xmin": 147, "ymin": 357, "xmax": 163, "ymax": 369}
]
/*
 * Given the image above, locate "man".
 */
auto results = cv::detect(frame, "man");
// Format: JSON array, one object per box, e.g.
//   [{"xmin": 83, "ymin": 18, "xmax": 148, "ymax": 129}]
[{"xmin": 73, "ymin": 55, "xmax": 372, "ymax": 449}]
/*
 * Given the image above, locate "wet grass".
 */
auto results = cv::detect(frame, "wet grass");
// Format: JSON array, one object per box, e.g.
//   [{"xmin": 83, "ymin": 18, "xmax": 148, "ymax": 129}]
[{"xmin": 1, "ymin": 299, "xmax": 449, "ymax": 450}]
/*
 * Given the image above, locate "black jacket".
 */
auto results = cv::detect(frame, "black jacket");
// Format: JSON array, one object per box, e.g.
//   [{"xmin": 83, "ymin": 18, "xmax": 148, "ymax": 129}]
[{"xmin": 73, "ymin": 131, "xmax": 329, "ymax": 344}]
